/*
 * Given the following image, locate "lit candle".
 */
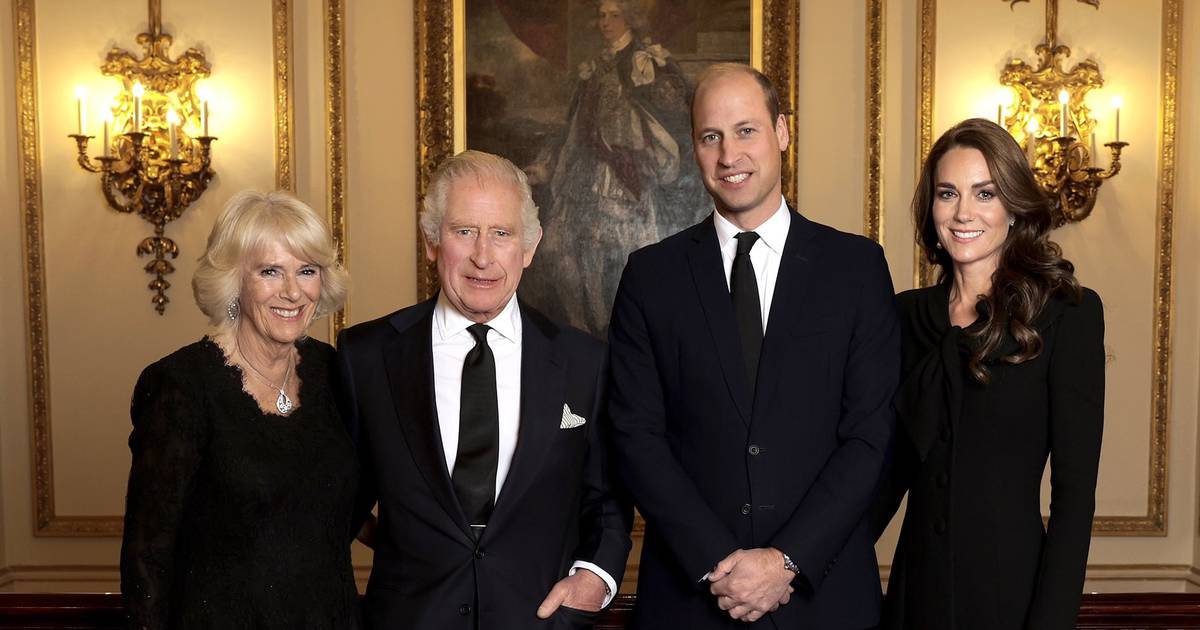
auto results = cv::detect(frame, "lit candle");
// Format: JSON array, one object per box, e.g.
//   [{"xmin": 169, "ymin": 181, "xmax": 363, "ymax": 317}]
[
  {"xmin": 167, "ymin": 109, "xmax": 180, "ymax": 160},
  {"xmin": 74, "ymin": 86, "xmax": 87, "ymax": 135},
  {"xmin": 1058, "ymin": 90, "xmax": 1070, "ymax": 138},
  {"xmin": 197, "ymin": 84, "xmax": 210, "ymax": 137},
  {"xmin": 132, "ymin": 82, "xmax": 145, "ymax": 132},
  {"xmin": 1025, "ymin": 117, "xmax": 1040, "ymax": 163},
  {"xmin": 102, "ymin": 109, "xmax": 112, "ymax": 158},
  {"xmin": 1111, "ymin": 95, "xmax": 1122, "ymax": 142}
]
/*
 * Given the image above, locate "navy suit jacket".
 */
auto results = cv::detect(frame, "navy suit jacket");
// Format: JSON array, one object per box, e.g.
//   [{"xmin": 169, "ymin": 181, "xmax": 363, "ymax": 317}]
[
  {"xmin": 336, "ymin": 298, "xmax": 632, "ymax": 630},
  {"xmin": 608, "ymin": 210, "xmax": 900, "ymax": 629}
]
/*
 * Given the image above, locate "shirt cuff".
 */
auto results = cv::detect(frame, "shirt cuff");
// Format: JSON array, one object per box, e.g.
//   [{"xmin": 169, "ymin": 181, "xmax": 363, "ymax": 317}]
[{"xmin": 569, "ymin": 560, "xmax": 617, "ymax": 608}]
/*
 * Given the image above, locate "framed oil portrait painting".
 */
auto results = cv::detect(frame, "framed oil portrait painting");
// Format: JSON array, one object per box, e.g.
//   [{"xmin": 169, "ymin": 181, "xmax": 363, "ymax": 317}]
[{"xmin": 416, "ymin": 0, "xmax": 797, "ymax": 337}]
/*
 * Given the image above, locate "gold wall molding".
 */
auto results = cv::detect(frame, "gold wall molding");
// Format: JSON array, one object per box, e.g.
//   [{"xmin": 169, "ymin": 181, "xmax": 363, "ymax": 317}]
[
  {"xmin": 16, "ymin": 0, "xmax": 297, "ymax": 536},
  {"xmin": 914, "ymin": 0, "xmax": 936, "ymax": 287},
  {"xmin": 273, "ymin": 0, "xmax": 295, "ymax": 191},
  {"xmin": 864, "ymin": 0, "xmax": 885, "ymax": 244},
  {"xmin": 907, "ymin": 0, "xmax": 1178, "ymax": 535},
  {"xmin": 412, "ymin": 0, "xmax": 452, "ymax": 300},
  {"xmin": 760, "ymin": 0, "xmax": 799, "ymax": 207},
  {"xmin": 1089, "ymin": 0, "xmax": 1178, "ymax": 537},
  {"xmin": 324, "ymin": 0, "xmax": 348, "ymax": 339},
  {"xmin": 413, "ymin": 0, "xmax": 799, "ymax": 300}
]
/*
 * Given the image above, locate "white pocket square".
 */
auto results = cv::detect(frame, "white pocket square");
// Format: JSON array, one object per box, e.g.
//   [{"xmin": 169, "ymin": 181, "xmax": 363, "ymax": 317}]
[{"xmin": 560, "ymin": 404, "xmax": 587, "ymax": 429}]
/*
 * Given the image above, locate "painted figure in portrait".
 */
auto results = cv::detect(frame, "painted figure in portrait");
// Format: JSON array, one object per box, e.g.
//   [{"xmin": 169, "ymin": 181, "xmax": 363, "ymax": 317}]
[{"xmin": 467, "ymin": 0, "xmax": 750, "ymax": 336}]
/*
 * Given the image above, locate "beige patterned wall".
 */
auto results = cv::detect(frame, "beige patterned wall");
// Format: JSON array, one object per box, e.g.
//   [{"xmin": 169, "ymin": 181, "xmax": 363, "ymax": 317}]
[{"xmin": 1, "ymin": 0, "xmax": 1198, "ymax": 594}]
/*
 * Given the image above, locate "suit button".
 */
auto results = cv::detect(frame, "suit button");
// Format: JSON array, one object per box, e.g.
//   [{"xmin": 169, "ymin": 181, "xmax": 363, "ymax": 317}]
[
  {"xmin": 474, "ymin": 548, "xmax": 485, "ymax": 559},
  {"xmin": 939, "ymin": 426, "xmax": 951, "ymax": 442},
  {"xmin": 458, "ymin": 604, "xmax": 471, "ymax": 615},
  {"xmin": 740, "ymin": 504, "xmax": 752, "ymax": 515},
  {"xmin": 934, "ymin": 519, "xmax": 947, "ymax": 534},
  {"xmin": 748, "ymin": 445, "xmax": 761, "ymax": 455},
  {"xmin": 936, "ymin": 472, "xmax": 948, "ymax": 488}
]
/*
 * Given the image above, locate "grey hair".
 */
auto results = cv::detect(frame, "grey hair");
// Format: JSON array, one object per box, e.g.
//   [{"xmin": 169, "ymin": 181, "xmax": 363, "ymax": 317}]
[
  {"xmin": 420, "ymin": 150, "xmax": 541, "ymax": 250},
  {"xmin": 193, "ymin": 189, "xmax": 350, "ymax": 330}
]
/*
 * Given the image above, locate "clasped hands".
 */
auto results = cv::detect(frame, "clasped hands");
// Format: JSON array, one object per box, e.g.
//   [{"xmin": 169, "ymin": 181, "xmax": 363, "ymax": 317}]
[{"xmin": 708, "ymin": 548, "xmax": 796, "ymax": 623}]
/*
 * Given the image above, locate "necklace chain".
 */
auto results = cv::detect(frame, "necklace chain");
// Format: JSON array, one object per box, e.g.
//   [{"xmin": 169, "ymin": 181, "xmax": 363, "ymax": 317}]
[{"xmin": 235, "ymin": 342, "xmax": 295, "ymax": 415}]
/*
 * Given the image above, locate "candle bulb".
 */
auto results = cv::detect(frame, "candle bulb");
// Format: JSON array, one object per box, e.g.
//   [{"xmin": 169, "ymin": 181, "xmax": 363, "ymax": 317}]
[
  {"xmin": 102, "ymin": 110, "xmax": 112, "ymax": 158},
  {"xmin": 74, "ymin": 86, "xmax": 87, "ymax": 135},
  {"xmin": 1112, "ymin": 95, "xmax": 1122, "ymax": 142},
  {"xmin": 167, "ymin": 109, "xmax": 180, "ymax": 160},
  {"xmin": 197, "ymin": 84, "xmax": 210, "ymax": 137},
  {"xmin": 1058, "ymin": 90, "xmax": 1070, "ymax": 138},
  {"xmin": 997, "ymin": 103, "xmax": 1003, "ymax": 126},
  {"xmin": 1025, "ymin": 117, "xmax": 1039, "ymax": 164},
  {"xmin": 132, "ymin": 82, "xmax": 145, "ymax": 132},
  {"xmin": 1091, "ymin": 132, "xmax": 1098, "ymax": 165}
]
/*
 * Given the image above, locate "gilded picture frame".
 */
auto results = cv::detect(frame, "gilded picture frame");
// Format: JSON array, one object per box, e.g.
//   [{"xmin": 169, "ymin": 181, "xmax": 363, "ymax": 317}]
[{"xmin": 415, "ymin": 0, "xmax": 798, "ymax": 336}]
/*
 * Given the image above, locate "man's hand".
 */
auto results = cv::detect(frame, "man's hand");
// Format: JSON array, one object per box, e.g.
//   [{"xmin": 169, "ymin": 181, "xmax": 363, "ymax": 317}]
[
  {"xmin": 536, "ymin": 569, "xmax": 607, "ymax": 619},
  {"xmin": 708, "ymin": 548, "xmax": 795, "ymax": 622}
]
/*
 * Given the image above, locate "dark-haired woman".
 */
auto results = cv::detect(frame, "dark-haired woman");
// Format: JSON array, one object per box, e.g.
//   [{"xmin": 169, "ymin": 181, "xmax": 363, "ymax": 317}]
[{"xmin": 873, "ymin": 118, "xmax": 1104, "ymax": 630}]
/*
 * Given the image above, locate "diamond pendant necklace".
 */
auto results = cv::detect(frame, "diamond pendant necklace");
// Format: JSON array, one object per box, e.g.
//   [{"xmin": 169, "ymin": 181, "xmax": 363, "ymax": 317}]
[{"xmin": 237, "ymin": 346, "xmax": 295, "ymax": 415}]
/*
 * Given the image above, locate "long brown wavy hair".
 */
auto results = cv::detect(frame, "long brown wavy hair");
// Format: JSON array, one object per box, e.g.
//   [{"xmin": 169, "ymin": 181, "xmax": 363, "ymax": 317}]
[{"xmin": 913, "ymin": 118, "xmax": 1081, "ymax": 382}]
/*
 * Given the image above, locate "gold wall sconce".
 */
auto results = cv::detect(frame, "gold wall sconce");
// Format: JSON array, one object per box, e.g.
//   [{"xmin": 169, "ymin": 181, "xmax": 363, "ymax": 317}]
[
  {"xmin": 995, "ymin": 0, "xmax": 1127, "ymax": 228},
  {"xmin": 69, "ymin": 0, "xmax": 217, "ymax": 314}
]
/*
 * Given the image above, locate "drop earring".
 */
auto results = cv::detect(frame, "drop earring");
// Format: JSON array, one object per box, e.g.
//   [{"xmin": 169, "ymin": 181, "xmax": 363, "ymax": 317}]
[{"xmin": 227, "ymin": 298, "xmax": 240, "ymax": 321}]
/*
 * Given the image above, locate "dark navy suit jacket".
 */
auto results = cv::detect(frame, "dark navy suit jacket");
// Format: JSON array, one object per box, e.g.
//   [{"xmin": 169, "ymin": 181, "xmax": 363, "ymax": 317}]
[
  {"xmin": 337, "ymin": 298, "xmax": 632, "ymax": 630},
  {"xmin": 608, "ymin": 209, "xmax": 900, "ymax": 629}
]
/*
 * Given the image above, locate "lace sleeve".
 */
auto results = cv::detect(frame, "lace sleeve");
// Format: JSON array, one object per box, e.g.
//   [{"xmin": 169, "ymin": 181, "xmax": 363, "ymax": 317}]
[{"xmin": 120, "ymin": 362, "xmax": 210, "ymax": 630}]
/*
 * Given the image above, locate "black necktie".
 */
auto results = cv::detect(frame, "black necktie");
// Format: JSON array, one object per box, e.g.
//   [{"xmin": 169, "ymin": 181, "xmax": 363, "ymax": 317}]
[
  {"xmin": 454, "ymin": 323, "xmax": 499, "ymax": 534},
  {"xmin": 731, "ymin": 232, "xmax": 763, "ymax": 388}
]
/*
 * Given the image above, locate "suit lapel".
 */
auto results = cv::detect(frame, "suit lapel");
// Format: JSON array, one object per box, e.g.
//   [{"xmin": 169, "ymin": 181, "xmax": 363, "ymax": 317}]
[
  {"xmin": 754, "ymin": 210, "xmax": 819, "ymax": 418},
  {"xmin": 686, "ymin": 216, "xmax": 752, "ymax": 424},
  {"xmin": 381, "ymin": 305, "xmax": 474, "ymax": 540},
  {"xmin": 486, "ymin": 304, "xmax": 565, "ymax": 534}
]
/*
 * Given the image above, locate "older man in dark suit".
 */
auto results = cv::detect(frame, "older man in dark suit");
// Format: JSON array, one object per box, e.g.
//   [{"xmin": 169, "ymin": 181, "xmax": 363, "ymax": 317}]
[
  {"xmin": 337, "ymin": 150, "xmax": 631, "ymax": 629},
  {"xmin": 607, "ymin": 63, "xmax": 901, "ymax": 629}
]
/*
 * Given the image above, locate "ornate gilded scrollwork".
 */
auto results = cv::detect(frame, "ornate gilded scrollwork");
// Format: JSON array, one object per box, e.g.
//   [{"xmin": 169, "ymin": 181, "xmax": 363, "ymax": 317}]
[
  {"xmin": 998, "ymin": 0, "xmax": 1127, "ymax": 227},
  {"xmin": 68, "ymin": 0, "xmax": 217, "ymax": 314}
]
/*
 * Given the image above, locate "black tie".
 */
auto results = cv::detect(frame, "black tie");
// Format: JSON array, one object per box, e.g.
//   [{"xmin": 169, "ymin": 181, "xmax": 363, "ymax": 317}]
[
  {"xmin": 454, "ymin": 323, "xmax": 499, "ymax": 535},
  {"xmin": 731, "ymin": 232, "xmax": 763, "ymax": 388}
]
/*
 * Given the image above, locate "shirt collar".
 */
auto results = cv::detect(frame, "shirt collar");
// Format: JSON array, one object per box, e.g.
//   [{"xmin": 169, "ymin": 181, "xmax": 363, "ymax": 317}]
[
  {"xmin": 713, "ymin": 197, "xmax": 790, "ymax": 255},
  {"xmin": 610, "ymin": 31, "xmax": 633, "ymax": 53},
  {"xmin": 434, "ymin": 292, "xmax": 522, "ymax": 344}
]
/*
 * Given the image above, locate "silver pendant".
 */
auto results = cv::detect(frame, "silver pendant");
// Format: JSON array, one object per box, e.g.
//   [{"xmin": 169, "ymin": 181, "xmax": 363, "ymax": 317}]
[{"xmin": 276, "ymin": 389, "xmax": 293, "ymax": 415}]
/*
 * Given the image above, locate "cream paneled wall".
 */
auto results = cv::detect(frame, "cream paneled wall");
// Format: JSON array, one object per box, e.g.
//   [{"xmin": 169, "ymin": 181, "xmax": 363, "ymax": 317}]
[{"xmin": 2, "ymin": 0, "xmax": 1199, "ymax": 594}]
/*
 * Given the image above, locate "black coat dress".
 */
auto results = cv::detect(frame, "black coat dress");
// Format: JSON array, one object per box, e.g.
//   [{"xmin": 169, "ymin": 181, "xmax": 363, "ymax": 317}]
[
  {"xmin": 120, "ymin": 338, "xmax": 360, "ymax": 630},
  {"xmin": 873, "ymin": 283, "xmax": 1104, "ymax": 630}
]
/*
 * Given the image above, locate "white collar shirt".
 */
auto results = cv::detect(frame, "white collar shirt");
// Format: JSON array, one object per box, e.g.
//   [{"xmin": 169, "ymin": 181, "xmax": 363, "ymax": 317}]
[
  {"xmin": 429, "ymin": 293, "xmax": 616, "ymax": 604},
  {"xmin": 713, "ymin": 197, "xmax": 791, "ymax": 333},
  {"xmin": 432, "ymin": 293, "xmax": 523, "ymax": 499}
]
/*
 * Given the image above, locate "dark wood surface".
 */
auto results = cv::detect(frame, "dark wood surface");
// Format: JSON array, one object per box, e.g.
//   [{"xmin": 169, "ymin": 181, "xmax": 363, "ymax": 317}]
[{"xmin": 2, "ymin": 592, "xmax": 1200, "ymax": 629}]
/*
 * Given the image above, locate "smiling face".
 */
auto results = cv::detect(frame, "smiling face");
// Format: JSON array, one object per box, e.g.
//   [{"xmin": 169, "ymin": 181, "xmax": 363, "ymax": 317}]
[
  {"xmin": 238, "ymin": 239, "xmax": 322, "ymax": 348},
  {"xmin": 932, "ymin": 146, "xmax": 1013, "ymax": 277},
  {"xmin": 426, "ymin": 176, "xmax": 539, "ymax": 323},
  {"xmin": 597, "ymin": 1, "xmax": 629, "ymax": 43},
  {"xmin": 692, "ymin": 70, "xmax": 789, "ymax": 230}
]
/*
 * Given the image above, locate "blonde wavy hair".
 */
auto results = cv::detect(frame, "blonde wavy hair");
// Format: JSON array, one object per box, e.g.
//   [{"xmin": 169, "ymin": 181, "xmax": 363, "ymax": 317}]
[{"xmin": 193, "ymin": 190, "xmax": 349, "ymax": 330}]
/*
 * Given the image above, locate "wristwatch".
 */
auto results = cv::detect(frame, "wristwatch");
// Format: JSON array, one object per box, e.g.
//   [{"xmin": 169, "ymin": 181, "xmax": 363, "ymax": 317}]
[{"xmin": 781, "ymin": 552, "xmax": 799, "ymax": 575}]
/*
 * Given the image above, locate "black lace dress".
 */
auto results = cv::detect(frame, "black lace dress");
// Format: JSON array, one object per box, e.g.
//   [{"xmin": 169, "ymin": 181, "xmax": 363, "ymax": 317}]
[{"xmin": 120, "ymin": 337, "xmax": 360, "ymax": 630}]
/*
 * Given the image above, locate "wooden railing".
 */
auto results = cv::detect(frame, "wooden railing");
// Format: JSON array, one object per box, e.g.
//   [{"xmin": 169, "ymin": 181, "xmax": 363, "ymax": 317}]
[{"xmin": 1, "ymin": 593, "xmax": 1200, "ymax": 629}]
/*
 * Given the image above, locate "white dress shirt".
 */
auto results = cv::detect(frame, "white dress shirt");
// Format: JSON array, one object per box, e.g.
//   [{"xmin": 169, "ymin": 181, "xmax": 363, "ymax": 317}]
[
  {"xmin": 713, "ymin": 197, "xmax": 791, "ymax": 332},
  {"xmin": 431, "ymin": 294, "xmax": 616, "ymax": 605}
]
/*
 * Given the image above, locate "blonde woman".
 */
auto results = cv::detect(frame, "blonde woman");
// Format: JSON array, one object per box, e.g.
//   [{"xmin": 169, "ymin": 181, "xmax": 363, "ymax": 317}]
[{"xmin": 120, "ymin": 190, "xmax": 357, "ymax": 629}]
